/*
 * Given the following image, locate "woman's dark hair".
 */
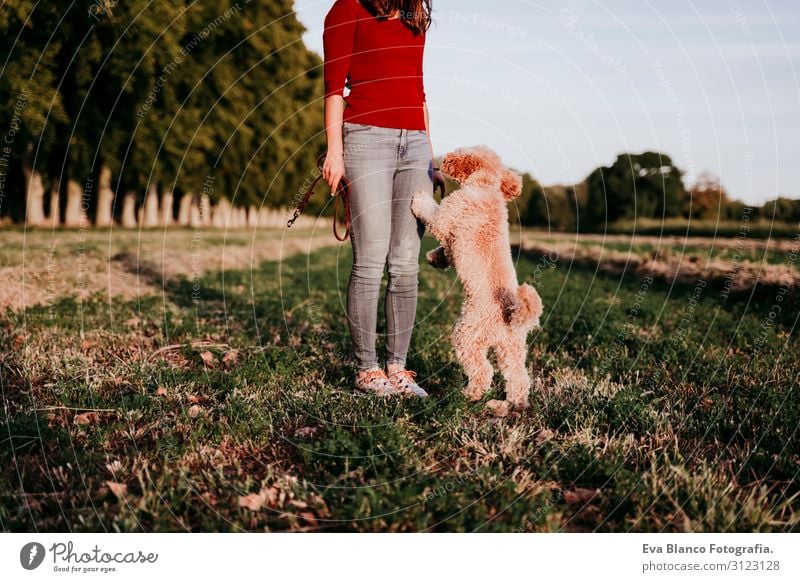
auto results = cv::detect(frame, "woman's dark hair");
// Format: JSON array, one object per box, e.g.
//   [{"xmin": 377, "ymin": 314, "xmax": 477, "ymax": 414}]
[{"xmin": 358, "ymin": 0, "xmax": 432, "ymax": 36}]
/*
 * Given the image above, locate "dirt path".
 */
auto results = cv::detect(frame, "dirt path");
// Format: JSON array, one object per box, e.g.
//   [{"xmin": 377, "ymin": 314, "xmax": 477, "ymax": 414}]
[
  {"xmin": 517, "ymin": 229, "xmax": 800, "ymax": 252},
  {"xmin": 516, "ymin": 235, "xmax": 800, "ymax": 292}
]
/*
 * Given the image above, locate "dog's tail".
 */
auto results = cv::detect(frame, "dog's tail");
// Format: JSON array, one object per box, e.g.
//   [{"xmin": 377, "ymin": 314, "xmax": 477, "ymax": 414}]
[{"xmin": 497, "ymin": 283, "xmax": 542, "ymax": 328}]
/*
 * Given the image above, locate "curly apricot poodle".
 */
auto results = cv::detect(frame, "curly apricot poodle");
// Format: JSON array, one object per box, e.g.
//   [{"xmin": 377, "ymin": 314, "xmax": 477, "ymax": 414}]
[{"xmin": 411, "ymin": 145, "xmax": 543, "ymax": 410}]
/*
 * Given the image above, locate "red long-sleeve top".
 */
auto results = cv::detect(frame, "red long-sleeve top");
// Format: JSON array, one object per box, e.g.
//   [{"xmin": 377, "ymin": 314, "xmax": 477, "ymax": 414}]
[{"xmin": 323, "ymin": 0, "xmax": 427, "ymax": 130}]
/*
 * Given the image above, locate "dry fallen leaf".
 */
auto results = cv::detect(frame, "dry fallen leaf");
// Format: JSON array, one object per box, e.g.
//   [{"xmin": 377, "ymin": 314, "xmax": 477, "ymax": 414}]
[
  {"xmin": 199, "ymin": 351, "xmax": 216, "ymax": 366},
  {"xmin": 293, "ymin": 426, "xmax": 317, "ymax": 439},
  {"xmin": 238, "ymin": 492, "xmax": 265, "ymax": 511},
  {"xmin": 535, "ymin": 428, "xmax": 555, "ymax": 446},
  {"xmin": 74, "ymin": 412, "xmax": 100, "ymax": 426},
  {"xmin": 563, "ymin": 487, "xmax": 599, "ymax": 506},
  {"xmin": 156, "ymin": 386, "xmax": 167, "ymax": 396},
  {"xmin": 238, "ymin": 486, "xmax": 279, "ymax": 511},
  {"xmin": 188, "ymin": 405, "xmax": 203, "ymax": 418},
  {"xmin": 105, "ymin": 481, "xmax": 127, "ymax": 499},
  {"xmin": 262, "ymin": 487, "xmax": 279, "ymax": 507},
  {"xmin": 222, "ymin": 349, "xmax": 239, "ymax": 367}
]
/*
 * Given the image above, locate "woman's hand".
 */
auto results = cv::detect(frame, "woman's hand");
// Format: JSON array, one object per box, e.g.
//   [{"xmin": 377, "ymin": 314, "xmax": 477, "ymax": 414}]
[
  {"xmin": 322, "ymin": 150, "xmax": 345, "ymax": 196},
  {"xmin": 433, "ymin": 168, "xmax": 447, "ymax": 199}
]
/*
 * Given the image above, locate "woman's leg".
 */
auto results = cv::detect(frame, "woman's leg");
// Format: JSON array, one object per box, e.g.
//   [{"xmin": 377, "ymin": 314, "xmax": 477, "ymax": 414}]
[
  {"xmin": 344, "ymin": 123, "xmax": 396, "ymax": 371},
  {"xmin": 386, "ymin": 129, "xmax": 433, "ymax": 367}
]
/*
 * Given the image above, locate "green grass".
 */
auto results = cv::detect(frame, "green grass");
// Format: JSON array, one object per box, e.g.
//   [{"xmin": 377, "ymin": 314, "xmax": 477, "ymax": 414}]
[
  {"xmin": 605, "ymin": 218, "xmax": 800, "ymax": 239},
  {"xmin": 1, "ymin": 234, "xmax": 798, "ymax": 532},
  {"xmin": 554, "ymin": 239, "xmax": 796, "ymax": 266}
]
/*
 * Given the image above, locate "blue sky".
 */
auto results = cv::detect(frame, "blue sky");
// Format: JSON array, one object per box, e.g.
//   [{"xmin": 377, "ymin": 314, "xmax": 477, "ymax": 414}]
[{"xmin": 295, "ymin": 0, "xmax": 800, "ymax": 204}]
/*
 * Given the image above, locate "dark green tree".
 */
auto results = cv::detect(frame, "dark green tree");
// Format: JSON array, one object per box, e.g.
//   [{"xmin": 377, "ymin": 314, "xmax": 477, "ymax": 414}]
[
  {"xmin": 1, "ymin": 0, "xmax": 327, "ymax": 226},
  {"xmin": 584, "ymin": 151, "xmax": 687, "ymax": 231},
  {"xmin": 0, "ymin": 1, "xmax": 68, "ymax": 223},
  {"xmin": 762, "ymin": 196, "xmax": 799, "ymax": 224},
  {"xmin": 522, "ymin": 178, "xmax": 584, "ymax": 232},
  {"xmin": 163, "ymin": 0, "xmax": 325, "ymax": 212}
]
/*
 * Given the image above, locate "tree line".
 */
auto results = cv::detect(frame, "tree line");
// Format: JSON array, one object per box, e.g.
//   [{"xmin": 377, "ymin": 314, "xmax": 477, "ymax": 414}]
[
  {"xmin": 1, "ymin": 2, "xmax": 796, "ymax": 232},
  {"xmin": 0, "ymin": 0, "xmax": 326, "ymax": 227},
  {"xmin": 508, "ymin": 151, "xmax": 800, "ymax": 233}
]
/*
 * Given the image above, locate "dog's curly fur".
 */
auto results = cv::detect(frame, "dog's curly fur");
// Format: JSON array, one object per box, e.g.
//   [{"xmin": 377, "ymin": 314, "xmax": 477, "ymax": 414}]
[{"xmin": 411, "ymin": 145, "xmax": 544, "ymax": 410}]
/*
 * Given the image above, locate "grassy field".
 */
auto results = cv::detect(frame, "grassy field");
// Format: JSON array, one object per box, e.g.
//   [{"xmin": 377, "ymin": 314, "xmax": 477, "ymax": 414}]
[
  {"xmin": 1, "ymin": 227, "xmax": 799, "ymax": 532},
  {"xmin": 605, "ymin": 217, "xmax": 800, "ymax": 239}
]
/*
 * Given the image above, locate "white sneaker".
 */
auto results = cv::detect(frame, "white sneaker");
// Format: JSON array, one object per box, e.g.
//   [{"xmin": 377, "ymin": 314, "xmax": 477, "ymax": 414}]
[
  {"xmin": 387, "ymin": 367, "xmax": 429, "ymax": 397},
  {"xmin": 354, "ymin": 368, "xmax": 402, "ymax": 396}
]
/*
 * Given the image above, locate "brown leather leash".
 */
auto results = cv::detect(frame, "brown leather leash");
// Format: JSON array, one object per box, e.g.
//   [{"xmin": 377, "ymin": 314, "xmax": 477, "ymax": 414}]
[
  {"xmin": 287, "ymin": 153, "xmax": 446, "ymax": 242},
  {"xmin": 287, "ymin": 153, "xmax": 351, "ymax": 241}
]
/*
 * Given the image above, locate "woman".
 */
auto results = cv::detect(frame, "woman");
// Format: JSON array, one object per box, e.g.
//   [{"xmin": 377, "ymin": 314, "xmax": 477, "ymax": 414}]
[{"xmin": 321, "ymin": 0, "xmax": 442, "ymax": 397}]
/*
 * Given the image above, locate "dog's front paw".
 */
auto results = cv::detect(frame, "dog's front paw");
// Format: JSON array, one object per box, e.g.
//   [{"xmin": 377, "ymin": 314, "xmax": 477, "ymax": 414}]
[
  {"xmin": 426, "ymin": 246, "xmax": 450, "ymax": 270},
  {"xmin": 463, "ymin": 384, "xmax": 485, "ymax": 402},
  {"xmin": 410, "ymin": 190, "xmax": 428, "ymax": 217},
  {"xmin": 411, "ymin": 190, "xmax": 437, "ymax": 222},
  {"xmin": 506, "ymin": 395, "xmax": 530, "ymax": 411},
  {"xmin": 486, "ymin": 399, "xmax": 512, "ymax": 418}
]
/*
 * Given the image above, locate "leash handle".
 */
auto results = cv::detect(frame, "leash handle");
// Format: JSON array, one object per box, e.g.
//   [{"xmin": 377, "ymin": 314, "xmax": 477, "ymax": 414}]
[
  {"xmin": 332, "ymin": 175, "xmax": 350, "ymax": 241},
  {"xmin": 287, "ymin": 153, "xmax": 350, "ymax": 241}
]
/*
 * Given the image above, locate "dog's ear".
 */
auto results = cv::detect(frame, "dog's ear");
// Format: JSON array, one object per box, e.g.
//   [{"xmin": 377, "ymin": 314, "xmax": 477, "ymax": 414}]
[
  {"xmin": 441, "ymin": 147, "xmax": 492, "ymax": 183},
  {"xmin": 500, "ymin": 168, "xmax": 523, "ymax": 200}
]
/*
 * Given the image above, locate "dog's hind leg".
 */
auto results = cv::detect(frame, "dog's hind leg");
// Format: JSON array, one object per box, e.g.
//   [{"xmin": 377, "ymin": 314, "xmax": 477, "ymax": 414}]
[
  {"xmin": 494, "ymin": 333, "xmax": 531, "ymax": 410},
  {"xmin": 453, "ymin": 319, "xmax": 493, "ymax": 401}
]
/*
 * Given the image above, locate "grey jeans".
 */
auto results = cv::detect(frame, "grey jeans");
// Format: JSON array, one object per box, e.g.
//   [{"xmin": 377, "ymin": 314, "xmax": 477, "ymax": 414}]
[{"xmin": 343, "ymin": 121, "xmax": 433, "ymax": 371}]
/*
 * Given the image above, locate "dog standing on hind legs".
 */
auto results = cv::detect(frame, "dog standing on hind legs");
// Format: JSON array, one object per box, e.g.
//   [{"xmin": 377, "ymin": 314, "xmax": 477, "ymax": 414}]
[{"xmin": 411, "ymin": 145, "xmax": 544, "ymax": 410}]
